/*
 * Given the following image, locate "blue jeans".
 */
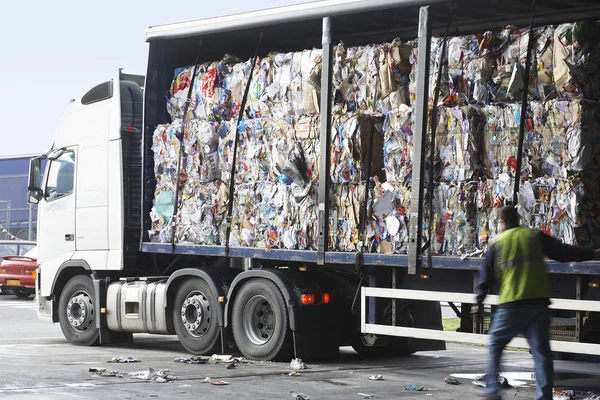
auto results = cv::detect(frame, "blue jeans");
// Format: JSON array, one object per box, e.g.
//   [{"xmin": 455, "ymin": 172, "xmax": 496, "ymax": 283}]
[{"xmin": 486, "ymin": 304, "xmax": 553, "ymax": 400}]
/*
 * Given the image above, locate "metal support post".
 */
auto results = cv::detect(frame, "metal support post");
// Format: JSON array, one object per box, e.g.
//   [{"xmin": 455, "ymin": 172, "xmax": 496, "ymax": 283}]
[
  {"xmin": 317, "ymin": 17, "xmax": 333, "ymax": 265},
  {"xmin": 391, "ymin": 269, "xmax": 397, "ymax": 326},
  {"xmin": 576, "ymin": 276, "xmax": 582, "ymax": 342},
  {"xmin": 408, "ymin": 6, "xmax": 431, "ymax": 275},
  {"xmin": 369, "ymin": 274, "xmax": 376, "ymax": 324},
  {"xmin": 513, "ymin": 0, "xmax": 536, "ymax": 204}
]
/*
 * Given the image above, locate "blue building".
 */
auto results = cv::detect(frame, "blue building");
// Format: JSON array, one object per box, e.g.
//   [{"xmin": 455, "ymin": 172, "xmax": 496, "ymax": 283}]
[{"xmin": 0, "ymin": 155, "xmax": 45, "ymax": 240}]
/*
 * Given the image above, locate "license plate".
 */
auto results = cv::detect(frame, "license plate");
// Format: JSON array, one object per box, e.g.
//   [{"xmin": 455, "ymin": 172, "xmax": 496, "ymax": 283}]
[{"xmin": 6, "ymin": 279, "xmax": 20, "ymax": 286}]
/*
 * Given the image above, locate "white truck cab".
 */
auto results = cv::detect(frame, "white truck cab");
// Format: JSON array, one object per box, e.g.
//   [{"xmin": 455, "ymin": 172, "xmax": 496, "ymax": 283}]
[{"xmin": 28, "ymin": 72, "xmax": 144, "ymax": 329}]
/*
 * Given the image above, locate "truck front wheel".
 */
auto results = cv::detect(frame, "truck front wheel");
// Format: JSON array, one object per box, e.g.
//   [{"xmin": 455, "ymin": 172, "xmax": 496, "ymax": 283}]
[
  {"xmin": 232, "ymin": 279, "xmax": 292, "ymax": 361},
  {"xmin": 58, "ymin": 275, "xmax": 100, "ymax": 346},
  {"xmin": 173, "ymin": 278, "xmax": 221, "ymax": 355}
]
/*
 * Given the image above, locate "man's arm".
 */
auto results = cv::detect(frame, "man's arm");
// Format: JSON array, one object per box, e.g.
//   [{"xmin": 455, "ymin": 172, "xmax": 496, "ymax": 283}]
[
  {"xmin": 540, "ymin": 231, "xmax": 600, "ymax": 262},
  {"xmin": 476, "ymin": 243, "xmax": 496, "ymax": 306}
]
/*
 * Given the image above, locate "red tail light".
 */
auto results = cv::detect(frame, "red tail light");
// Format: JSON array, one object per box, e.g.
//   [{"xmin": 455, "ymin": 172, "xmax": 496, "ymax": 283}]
[{"xmin": 300, "ymin": 293, "xmax": 330, "ymax": 306}]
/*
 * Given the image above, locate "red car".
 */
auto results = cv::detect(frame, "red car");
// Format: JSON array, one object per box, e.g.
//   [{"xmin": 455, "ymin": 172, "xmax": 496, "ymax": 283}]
[{"xmin": 0, "ymin": 242, "xmax": 37, "ymax": 299}]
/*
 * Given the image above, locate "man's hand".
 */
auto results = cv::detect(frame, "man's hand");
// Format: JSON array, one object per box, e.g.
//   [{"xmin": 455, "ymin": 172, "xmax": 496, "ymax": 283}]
[{"xmin": 471, "ymin": 305, "xmax": 482, "ymax": 317}]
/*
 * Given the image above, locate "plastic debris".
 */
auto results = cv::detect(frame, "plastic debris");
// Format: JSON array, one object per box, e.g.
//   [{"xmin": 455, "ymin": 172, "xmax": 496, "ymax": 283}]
[
  {"xmin": 226, "ymin": 361, "xmax": 236, "ymax": 369},
  {"xmin": 173, "ymin": 355, "xmax": 210, "ymax": 364},
  {"xmin": 290, "ymin": 392, "xmax": 310, "ymax": 400},
  {"xmin": 444, "ymin": 377, "xmax": 461, "ymax": 385},
  {"xmin": 289, "ymin": 358, "xmax": 308, "ymax": 370},
  {"xmin": 89, "ymin": 368, "xmax": 123, "ymax": 378},
  {"xmin": 211, "ymin": 381, "xmax": 230, "ymax": 386},
  {"xmin": 128, "ymin": 368, "xmax": 176, "ymax": 383},
  {"xmin": 583, "ymin": 394, "xmax": 600, "ymax": 400},
  {"xmin": 368, "ymin": 375, "xmax": 383, "ymax": 381},
  {"xmin": 472, "ymin": 374, "xmax": 512, "ymax": 389},
  {"xmin": 212, "ymin": 354, "xmax": 233, "ymax": 362},
  {"xmin": 107, "ymin": 356, "xmax": 140, "ymax": 363},
  {"xmin": 289, "ymin": 371, "xmax": 302, "ymax": 376},
  {"xmin": 553, "ymin": 389, "xmax": 576, "ymax": 400},
  {"xmin": 405, "ymin": 385, "xmax": 425, "ymax": 391},
  {"xmin": 357, "ymin": 393, "xmax": 373, "ymax": 399}
]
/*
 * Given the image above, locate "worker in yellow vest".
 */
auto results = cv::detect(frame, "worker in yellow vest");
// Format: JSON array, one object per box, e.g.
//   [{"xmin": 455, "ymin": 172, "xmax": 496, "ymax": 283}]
[{"xmin": 473, "ymin": 206, "xmax": 600, "ymax": 400}]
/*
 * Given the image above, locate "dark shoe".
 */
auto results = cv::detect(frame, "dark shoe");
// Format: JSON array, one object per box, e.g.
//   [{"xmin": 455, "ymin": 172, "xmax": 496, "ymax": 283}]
[{"xmin": 476, "ymin": 391, "xmax": 502, "ymax": 400}]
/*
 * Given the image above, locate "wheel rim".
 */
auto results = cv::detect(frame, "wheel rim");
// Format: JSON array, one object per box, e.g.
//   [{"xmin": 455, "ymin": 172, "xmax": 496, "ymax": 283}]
[
  {"xmin": 66, "ymin": 291, "xmax": 94, "ymax": 332},
  {"xmin": 243, "ymin": 295, "xmax": 276, "ymax": 346},
  {"xmin": 180, "ymin": 290, "xmax": 212, "ymax": 337}
]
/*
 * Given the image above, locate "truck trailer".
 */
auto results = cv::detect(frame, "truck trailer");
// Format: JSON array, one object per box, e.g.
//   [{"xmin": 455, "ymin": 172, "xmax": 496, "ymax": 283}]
[{"xmin": 26, "ymin": 0, "xmax": 600, "ymax": 361}]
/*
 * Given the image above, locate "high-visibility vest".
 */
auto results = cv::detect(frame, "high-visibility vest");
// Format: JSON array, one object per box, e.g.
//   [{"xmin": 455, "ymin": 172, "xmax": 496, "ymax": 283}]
[{"xmin": 494, "ymin": 227, "xmax": 551, "ymax": 304}]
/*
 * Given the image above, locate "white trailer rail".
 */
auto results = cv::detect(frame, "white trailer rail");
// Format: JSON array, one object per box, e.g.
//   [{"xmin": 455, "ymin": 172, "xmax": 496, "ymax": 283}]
[{"xmin": 361, "ymin": 288, "xmax": 600, "ymax": 356}]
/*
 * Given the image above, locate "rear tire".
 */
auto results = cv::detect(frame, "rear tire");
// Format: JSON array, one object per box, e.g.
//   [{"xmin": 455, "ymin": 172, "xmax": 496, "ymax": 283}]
[
  {"xmin": 232, "ymin": 279, "xmax": 292, "ymax": 361},
  {"xmin": 173, "ymin": 278, "xmax": 221, "ymax": 355},
  {"xmin": 58, "ymin": 275, "xmax": 99, "ymax": 346}
]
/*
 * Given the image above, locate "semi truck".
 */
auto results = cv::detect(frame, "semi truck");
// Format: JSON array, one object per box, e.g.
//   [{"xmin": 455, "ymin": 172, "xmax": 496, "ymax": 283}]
[{"xmin": 26, "ymin": 0, "xmax": 600, "ymax": 361}]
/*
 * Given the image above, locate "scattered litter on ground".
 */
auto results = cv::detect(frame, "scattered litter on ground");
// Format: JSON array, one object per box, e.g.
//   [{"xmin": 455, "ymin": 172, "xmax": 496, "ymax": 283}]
[
  {"xmin": 211, "ymin": 380, "xmax": 230, "ymax": 386},
  {"xmin": 472, "ymin": 374, "xmax": 513, "ymax": 389},
  {"xmin": 289, "ymin": 371, "xmax": 301, "ymax": 377},
  {"xmin": 368, "ymin": 375, "xmax": 383, "ymax": 381},
  {"xmin": 212, "ymin": 354, "xmax": 233, "ymax": 362},
  {"xmin": 89, "ymin": 368, "xmax": 123, "ymax": 378},
  {"xmin": 226, "ymin": 361, "xmax": 236, "ymax": 369},
  {"xmin": 451, "ymin": 372, "xmax": 533, "ymax": 388},
  {"xmin": 173, "ymin": 355, "xmax": 210, "ymax": 364},
  {"xmin": 553, "ymin": 389, "xmax": 576, "ymax": 400},
  {"xmin": 107, "ymin": 356, "xmax": 140, "ymax": 363},
  {"xmin": 426, "ymin": 394, "xmax": 433, "ymax": 397},
  {"xmin": 178, "ymin": 385, "xmax": 192, "ymax": 389},
  {"xmin": 290, "ymin": 392, "xmax": 310, "ymax": 400},
  {"xmin": 405, "ymin": 385, "xmax": 425, "ymax": 391},
  {"xmin": 357, "ymin": 393, "xmax": 372, "ymax": 399},
  {"xmin": 128, "ymin": 368, "xmax": 176, "ymax": 383},
  {"xmin": 444, "ymin": 377, "xmax": 461, "ymax": 385},
  {"xmin": 149, "ymin": 395, "xmax": 158, "ymax": 398},
  {"xmin": 289, "ymin": 358, "xmax": 308, "ymax": 370},
  {"xmin": 202, "ymin": 377, "xmax": 212, "ymax": 383}
]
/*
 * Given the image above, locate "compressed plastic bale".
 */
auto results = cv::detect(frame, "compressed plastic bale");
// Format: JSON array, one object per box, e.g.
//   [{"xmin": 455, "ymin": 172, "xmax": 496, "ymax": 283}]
[
  {"xmin": 435, "ymin": 105, "xmax": 484, "ymax": 182},
  {"xmin": 166, "ymin": 58, "xmax": 252, "ymax": 122},
  {"xmin": 328, "ymin": 184, "xmax": 366, "ymax": 252},
  {"xmin": 383, "ymin": 104, "xmax": 414, "ymax": 184},
  {"xmin": 370, "ymin": 180, "xmax": 411, "ymax": 254},
  {"xmin": 431, "ymin": 181, "xmax": 479, "ymax": 255}
]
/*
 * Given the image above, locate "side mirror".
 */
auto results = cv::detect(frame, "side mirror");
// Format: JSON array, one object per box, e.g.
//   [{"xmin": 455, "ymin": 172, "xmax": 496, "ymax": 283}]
[{"xmin": 28, "ymin": 157, "xmax": 43, "ymax": 205}]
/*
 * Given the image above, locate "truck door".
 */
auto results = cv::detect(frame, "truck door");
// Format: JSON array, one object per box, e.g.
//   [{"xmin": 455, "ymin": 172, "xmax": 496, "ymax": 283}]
[{"xmin": 37, "ymin": 148, "xmax": 77, "ymax": 292}]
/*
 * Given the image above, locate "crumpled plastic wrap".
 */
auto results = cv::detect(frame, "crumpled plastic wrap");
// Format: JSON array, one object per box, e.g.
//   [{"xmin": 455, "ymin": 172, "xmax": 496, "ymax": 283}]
[{"xmin": 435, "ymin": 105, "xmax": 485, "ymax": 182}]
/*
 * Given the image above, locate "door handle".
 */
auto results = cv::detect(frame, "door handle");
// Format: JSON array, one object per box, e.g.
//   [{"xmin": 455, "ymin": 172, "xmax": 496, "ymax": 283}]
[{"xmin": 65, "ymin": 234, "xmax": 74, "ymax": 241}]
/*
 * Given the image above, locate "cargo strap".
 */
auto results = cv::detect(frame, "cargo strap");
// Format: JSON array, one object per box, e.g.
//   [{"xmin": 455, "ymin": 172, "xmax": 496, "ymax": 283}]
[
  {"xmin": 171, "ymin": 37, "xmax": 204, "ymax": 254},
  {"xmin": 224, "ymin": 32, "xmax": 264, "ymax": 256},
  {"xmin": 513, "ymin": 0, "xmax": 536, "ymax": 205}
]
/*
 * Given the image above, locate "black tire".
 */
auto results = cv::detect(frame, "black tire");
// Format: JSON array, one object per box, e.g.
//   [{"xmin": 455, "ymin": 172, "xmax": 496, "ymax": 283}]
[
  {"xmin": 232, "ymin": 279, "xmax": 292, "ymax": 361},
  {"xmin": 13, "ymin": 289, "xmax": 33, "ymax": 299},
  {"xmin": 58, "ymin": 275, "xmax": 99, "ymax": 346},
  {"xmin": 173, "ymin": 278, "xmax": 221, "ymax": 355}
]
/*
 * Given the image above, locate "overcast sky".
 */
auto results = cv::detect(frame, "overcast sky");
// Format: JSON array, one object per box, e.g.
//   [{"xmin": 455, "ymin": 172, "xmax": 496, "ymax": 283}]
[{"xmin": 0, "ymin": 0, "xmax": 304, "ymax": 157}]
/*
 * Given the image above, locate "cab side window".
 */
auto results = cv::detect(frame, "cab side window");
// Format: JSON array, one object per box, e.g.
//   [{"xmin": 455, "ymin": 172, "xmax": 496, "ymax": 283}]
[{"xmin": 45, "ymin": 152, "xmax": 75, "ymax": 201}]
